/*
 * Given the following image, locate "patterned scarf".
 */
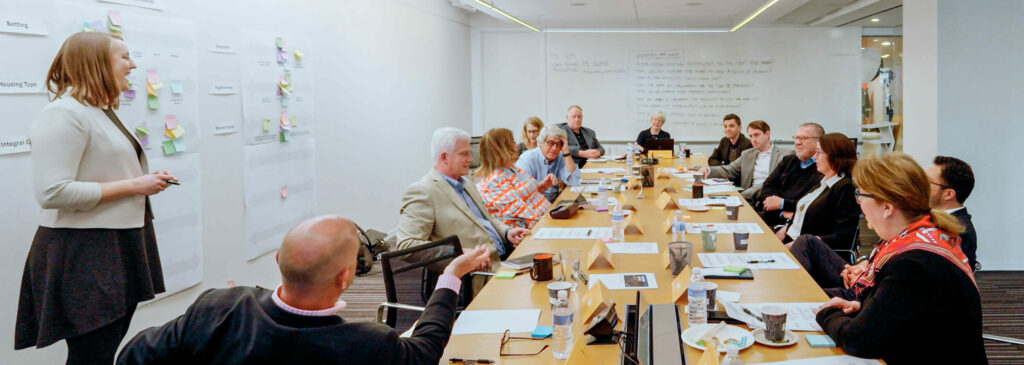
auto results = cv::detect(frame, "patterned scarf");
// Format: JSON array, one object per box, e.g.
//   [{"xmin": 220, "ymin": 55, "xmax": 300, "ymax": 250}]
[{"xmin": 851, "ymin": 214, "xmax": 976, "ymax": 297}]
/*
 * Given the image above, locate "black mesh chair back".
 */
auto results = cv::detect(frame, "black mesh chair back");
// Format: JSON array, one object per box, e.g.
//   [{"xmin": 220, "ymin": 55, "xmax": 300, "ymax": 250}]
[{"xmin": 378, "ymin": 235, "xmax": 463, "ymax": 328}]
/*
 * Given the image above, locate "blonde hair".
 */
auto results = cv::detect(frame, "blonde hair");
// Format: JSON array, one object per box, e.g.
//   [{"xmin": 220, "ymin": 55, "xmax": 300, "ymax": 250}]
[
  {"xmin": 651, "ymin": 112, "xmax": 665, "ymax": 124},
  {"xmin": 853, "ymin": 153, "xmax": 964, "ymax": 236},
  {"xmin": 475, "ymin": 128, "xmax": 518, "ymax": 178},
  {"xmin": 521, "ymin": 117, "xmax": 544, "ymax": 147},
  {"xmin": 47, "ymin": 32, "xmax": 124, "ymax": 109}
]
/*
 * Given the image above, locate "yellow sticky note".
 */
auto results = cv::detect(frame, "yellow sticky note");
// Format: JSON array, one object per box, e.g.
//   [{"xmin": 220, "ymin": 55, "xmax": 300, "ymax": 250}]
[
  {"xmin": 294, "ymin": 49, "xmax": 304, "ymax": 59},
  {"xmin": 164, "ymin": 128, "xmax": 174, "ymax": 139},
  {"xmin": 262, "ymin": 119, "xmax": 270, "ymax": 132},
  {"xmin": 290, "ymin": 116, "xmax": 297, "ymax": 126},
  {"xmin": 146, "ymin": 82, "xmax": 158, "ymax": 96},
  {"xmin": 170, "ymin": 126, "xmax": 185, "ymax": 139}
]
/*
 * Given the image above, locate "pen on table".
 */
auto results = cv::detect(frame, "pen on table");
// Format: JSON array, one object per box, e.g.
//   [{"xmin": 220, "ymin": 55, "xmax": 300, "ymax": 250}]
[
  {"xmin": 747, "ymin": 259, "xmax": 775, "ymax": 264},
  {"xmin": 586, "ymin": 229, "xmax": 592, "ymax": 236},
  {"xmin": 166, "ymin": 179, "xmax": 180, "ymax": 185},
  {"xmin": 449, "ymin": 358, "xmax": 494, "ymax": 364},
  {"xmin": 742, "ymin": 308, "xmax": 763, "ymax": 321}
]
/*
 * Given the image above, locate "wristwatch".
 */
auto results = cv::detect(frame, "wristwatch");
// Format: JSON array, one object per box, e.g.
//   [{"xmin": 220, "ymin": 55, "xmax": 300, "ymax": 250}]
[{"xmin": 562, "ymin": 152, "xmax": 571, "ymax": 157}]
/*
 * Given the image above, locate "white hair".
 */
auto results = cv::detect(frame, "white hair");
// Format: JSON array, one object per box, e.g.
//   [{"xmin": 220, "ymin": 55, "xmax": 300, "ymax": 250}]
[
  {"xmin": 536, "ymin": 125, "xmax": 567, "ymax": 146},
  {"xmin": 431, "ymin": 127, "xmax": 471, "ymax": 164}
]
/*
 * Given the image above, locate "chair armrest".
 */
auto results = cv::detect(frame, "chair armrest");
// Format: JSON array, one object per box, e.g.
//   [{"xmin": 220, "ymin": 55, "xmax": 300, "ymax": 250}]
[{"xmin": 376, "ymin": 302, "xmax": 426, "ymax": 325}]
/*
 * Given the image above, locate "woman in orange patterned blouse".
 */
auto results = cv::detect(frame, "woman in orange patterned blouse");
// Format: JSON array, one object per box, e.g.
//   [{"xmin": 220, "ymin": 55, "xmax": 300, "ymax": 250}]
[{"xmin": 475, "ymin": 128, "xmax": 554, "ymax": 229}]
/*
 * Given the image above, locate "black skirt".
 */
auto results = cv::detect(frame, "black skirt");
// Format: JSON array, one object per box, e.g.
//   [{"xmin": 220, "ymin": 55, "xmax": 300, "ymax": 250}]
[{"xmin": 14, "ymin": 219, "xmax": 165, "ymax": 349}]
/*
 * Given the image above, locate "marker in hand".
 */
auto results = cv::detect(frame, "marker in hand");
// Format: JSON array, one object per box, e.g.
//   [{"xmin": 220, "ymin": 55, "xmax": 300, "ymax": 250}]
[{"xmin": 166, "ymin": 179, "xmax": 180, "ymax": 186}]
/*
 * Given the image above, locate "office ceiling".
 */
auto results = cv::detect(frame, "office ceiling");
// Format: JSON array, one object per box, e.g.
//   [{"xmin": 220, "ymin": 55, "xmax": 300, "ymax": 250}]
[{"xmin": 460, "ymin": 0, "xmax": 902, "ymax": 29}]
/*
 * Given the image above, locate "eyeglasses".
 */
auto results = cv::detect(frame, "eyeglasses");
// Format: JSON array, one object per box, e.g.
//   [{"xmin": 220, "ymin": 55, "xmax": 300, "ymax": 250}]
[
  {"xmin": 792, "ymin": 136, "xmax": 820, "ymax": 142},
  {"xmin": 854, "ymin": 188, "xmax": 876, "ymax": 204},
  {"xmin": 930, "ymin": 181, "xmax": 952, "ymax": 190},
  {"xmin": 544, "ymin": 140, "xmax": 565, "ymax": 148},
  {"xmin": 814, "ymin": 149, "xmax": 825, "ymax": 156},
  {"xmin": 500, "ymin": 329, "xmax": 549, "ymax": 356}
]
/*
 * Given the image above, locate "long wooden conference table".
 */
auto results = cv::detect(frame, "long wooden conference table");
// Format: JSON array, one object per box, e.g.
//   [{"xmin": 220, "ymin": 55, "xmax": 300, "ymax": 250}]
[{"xmin": 441, "ymin": 157, "xmax": 847, "ymax": 364}]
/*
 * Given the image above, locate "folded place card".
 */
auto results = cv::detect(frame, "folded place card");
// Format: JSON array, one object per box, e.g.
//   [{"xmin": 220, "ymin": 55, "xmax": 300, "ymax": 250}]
[
  {"xmin": 655, "ymin": 191, "xmax": 679, "ymax": 210},
  {"xmin": 670, "ymin": 266, "xmax": 693, "ymax": 303},
  {"xmin": 580, "ymin": 281, "xmax": 612, "ymax": 324},
  {"xmin": 623, "ymin": 215, "xmax": 644, "ymax": 235},
  {"xmin": 585, "ymin": 240, "xmax": 615, "ymax": 270}
]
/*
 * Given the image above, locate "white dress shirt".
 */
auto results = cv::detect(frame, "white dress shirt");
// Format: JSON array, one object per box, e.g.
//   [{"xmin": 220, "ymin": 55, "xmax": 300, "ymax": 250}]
[
  {"xmin": 787, "ymin": 173, "xmax": 845, "ymax": 240},
  {"xmin": 752, "ymin": 145, "xmax": 773, "ymax": 186}
]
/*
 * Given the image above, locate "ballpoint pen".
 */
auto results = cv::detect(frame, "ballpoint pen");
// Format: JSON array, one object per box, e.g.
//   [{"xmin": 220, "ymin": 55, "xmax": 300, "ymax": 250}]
[{"xmin": 747, "ymin": 259, "xmax": 775, "ymax": 264}]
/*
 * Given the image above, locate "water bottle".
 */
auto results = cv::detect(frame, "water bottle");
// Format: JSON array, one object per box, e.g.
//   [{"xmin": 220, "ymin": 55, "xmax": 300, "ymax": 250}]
[
  {"xmin": 687, "ymin": 268, "xmax": 708, "ymax": 325},
  {"xmin": 671, "ymin": 210, "xmax": 686, "ymax": 242},
  {"xmin": 552, "ymin": 291, "xmax": 574, "ymax": 359},
  {"xmin": 611, "ymin": 205, "xmax": 625, "ymax": 242},
  {"xmin": 721, "ymin": 344, "xmax": 744, "ymax": 365},
  {"xmin": 596, "ymin": 179, "xmax": 608, "ymax": 211},
  {"xmin": 625, "ymin": 143, "xmax": 634, "ymax": 175}
]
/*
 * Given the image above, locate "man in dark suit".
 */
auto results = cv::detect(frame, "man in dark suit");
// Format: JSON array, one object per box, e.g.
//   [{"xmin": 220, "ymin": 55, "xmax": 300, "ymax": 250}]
[
  {"xmin": 557, "ymin": 105, "xmax": 605, "ymax": 168},
  {"xmin": 927, "ymin": 156, "xmax": 979, "ymax": 271},
  {"xmin": 757, "ymin": 122, "xmax": 825, "ymax": 228},
  {"xmin": 116, "ymin": 215, "xmax": 492, "ymax": 365},
  {"xmin": 707, "ymin": 113, "xmax": 753, "ymax": 167}
]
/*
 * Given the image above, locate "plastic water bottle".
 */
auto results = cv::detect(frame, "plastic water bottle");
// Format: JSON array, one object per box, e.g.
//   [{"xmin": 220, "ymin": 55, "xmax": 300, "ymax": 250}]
[
  {"xmin": 552, "ymin": 291, "xmax": 574, "ymax": 359},
  {"xmin": 625, "ymin": 143, "xmax": 634, "ymax": 175},
  {"xmin": 687, "ymin": 268, "xmax": 708, "ymax": 326},
  {"xmin": 596, "ymin": 179, "xmax": 608, "ymax": 211},
  {"xmin": 721, "ymin": 344, "xmax": 744, "ymax": 365},
  {"xmin": 671, "ymin": 210, "xmax": 686, "ymax": 242},
  {"xmin": 611, "ymin": 205, "xmax": 626, "ymax": 242}
]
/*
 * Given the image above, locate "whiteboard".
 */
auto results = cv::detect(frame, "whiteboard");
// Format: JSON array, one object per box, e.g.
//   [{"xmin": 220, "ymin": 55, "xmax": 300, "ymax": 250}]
[{"xmin": 481, "ymin": 28, "xmax": 863, "ymax": 142}]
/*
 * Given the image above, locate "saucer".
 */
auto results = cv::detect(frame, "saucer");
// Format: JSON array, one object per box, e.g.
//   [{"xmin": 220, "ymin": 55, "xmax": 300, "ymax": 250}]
[
  {"xmin": 751, "ymin": 328, "xmax": 799, "ymax": 347},
  {"xmin": 686, "ymin": 205, "xmax": 710, "ymax": 212}
]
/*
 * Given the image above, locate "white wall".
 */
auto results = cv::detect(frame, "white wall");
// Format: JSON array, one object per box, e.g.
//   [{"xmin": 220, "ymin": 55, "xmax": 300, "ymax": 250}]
[
  {"xmin": 904, "ymin": 0, "xmax": 1023, "ymax": 270},
  {"xmin": 0, "ymin": 0, "xmax": 471, "ymax": 362}
]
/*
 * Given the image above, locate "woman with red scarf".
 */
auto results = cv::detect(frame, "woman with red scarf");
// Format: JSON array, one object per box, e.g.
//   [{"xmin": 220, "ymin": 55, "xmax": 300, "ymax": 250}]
[{"xmin": 812, "ymin": 153, "xmax": 986, "ymax": 364}]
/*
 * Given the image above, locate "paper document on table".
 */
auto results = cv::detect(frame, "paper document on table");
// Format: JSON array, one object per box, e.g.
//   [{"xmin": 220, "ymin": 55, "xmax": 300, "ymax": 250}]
[
  {"xmin": 749, "ymin": 355, "xmax": 882, "ymax": 365},
  {"xmin": 716, "ymin": 290, "xmax": 741, "ymax": 303},
  {"xmin": 606, "ymin": 242, "xmax": 659, "ymax": 254},
  {"xmin": 451, "ymin": 309, "xmax": 541, "ymax": 335},
  {"xmin": 678, "ymin": 197, "xmax": 743, "ymax": 207},
  {"xmin": 588, "ymin": 273, "xmax": 658, "ymax": 290},
  {"xmin": 685, "ymin": 223, "xmax": 764, "ymax": 234},
  {"xmin": 703, "ymin": 178, "xmax": 734, "ymax": 186},
  {"xmin": 586, "ymin": 197, "xmax": 621, "ymax": 206},
  {"xmin": 686, "ymin": 185, "xmax": 736, "ymax": 194},
  {"xmin": 533, "ymin": 227, "xmax": 612, "ymax": 240},
  {"xmin": 721, "ymin": 302, "xmax": 824, "ymax": 331},
  {"xmin": 698, "ymin": 252, "xmax": 799, "ymax": 269},
  {"xmin": 580, "ymin": 167, "xmax": 624, "ymax": 173},
  {"xmin": 673, "ymin": 172, "xmax": 701, "ymax": 179},
  {"xmin": 589, "ymin": 157, "xmax": 610, "ymax": 163},
  {"xmin": 569, "ymin": 185, "xmax": 600, "ymax": 193}
]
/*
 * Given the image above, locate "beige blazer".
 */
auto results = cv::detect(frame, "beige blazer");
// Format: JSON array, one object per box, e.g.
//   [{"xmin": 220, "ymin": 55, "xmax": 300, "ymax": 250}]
[
  {"xmin": 30, "ymin": 96, "xmax": 149, "ymax": 229},
  {"xmin": 708, "ymin": 144, "xmax": 793, "ymax": 200},
  {"xmin": 396, "ymin": 169, "xmax": 508, "ymax": 271}
]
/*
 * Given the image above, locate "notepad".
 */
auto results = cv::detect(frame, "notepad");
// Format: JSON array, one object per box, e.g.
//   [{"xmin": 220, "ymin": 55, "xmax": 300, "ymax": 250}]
[
  {"xmin": 494, "ymin": 271, "xmax": 517, "ymax": 279},
  {"xmin": 805, "ymin": 334, "xmax": 836, "ymax": 348}
]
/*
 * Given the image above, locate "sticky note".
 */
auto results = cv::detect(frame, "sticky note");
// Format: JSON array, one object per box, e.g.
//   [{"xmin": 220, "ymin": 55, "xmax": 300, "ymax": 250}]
[
  {"xmin": 82, "ymin": 21, "xmax": 96, "ymax": 32},
  {"xmin": 122, "ymin": 89, "xmax": 136, "ymax": 99},
  {"xmin": 170, "ymin": 126, "xmax": 185, "ymax": 139},
  {"xmin": 290, "ymin": 116, "xmax": 297, "ymax": 126},
  {"xmin": 293, "ymin": 49, "xmax": 304, "ymax": 59},
  {"xmin": 147, "ymin": 94, "xmax": 159, "ymax": 110},
  {"xmin": 164, "ymin": 115, "xmax": 178, "ymax": 129},
  {"xmin": 805, "ymin": 334, "xmax": 836, "ymax": 348},
  {"xmin": 275, "ymin": 37, "xmax": 284, "ymax": 49},
  {"xmin": 284, "ymin": 73, "xmax": 292, "ymax": 85},
  {"xmin": 724, "ymin": 265, "xmax": 747, "ymax": 273},
  {"xmin": 280, "ymin": 185, "xmax": 288, "ymax": 198},
  {"xmin": 279, "ymin": 130, "xmax": 290, "ymax": 142},
  {"xmin": 279, "ymin": 76, "xmax": 289, "ymax": 87},
  {"xmin": 146, "ymin": 82, "xmax": 158, "ymax": 96},
  {"xmin": 138, "ymin": 135, "xmax": 148, "ymax": 147},
  {"xmin": 146, "ymin": 69, "xmax": 163, "ymax": 89},
  {"xmin": 135, "ymin": 127, "xmax": 149, "ymax": 136},
  {"xmin": 282, "ymin": 62, "xmax": 292, "ymax": 71},
  {"xmin": 108, "ymin": 10, "xmax": 123, "ymax": 27},
  {"xmin": 172, "ymin": 139, "xmax": 187, "ymax": 152},
  {"xmin": 161, "ymin": 140, "xmax": 176, "ymax": 155},
  {"xmin": 711, "ymin": 206, "xmax": 725, "ymax": 211},
  {"xmin": 494, "ymin": 271, "xmax": 516, "ymax": 279},
  {"xmin": 262, "ymin": 119, "xmax": 270, "ymax": 132},
  {"xmin": 531, "ymin": 326, "xmax": 553, "ymax": 339},
  {"xmin": 276, "ymin": 50, "xmax": 286, "ymax": 64},
  {"xmin": 280, "ymin": 97, "xmax": 289, "ymax": 107},
  {"xmin": 170, "ymin": 80, "xmax": 183, "ymax": 95}
]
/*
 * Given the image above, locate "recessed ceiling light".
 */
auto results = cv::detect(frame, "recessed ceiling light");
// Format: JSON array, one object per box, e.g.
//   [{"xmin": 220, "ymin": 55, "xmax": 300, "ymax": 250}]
[
  {"xmin": 870, "ymin": 18, "xmax": 880, "ymax": 22},
  {"xmin": 881, "ymin": 54, "xmax": 890, "ymax": 58},
  {"xmin": 686, "ymin": 2, "xmax": 702, "ymax": 5},
  {"xmin": 873, "ymin": 39, "xmax": 879, "ymax": 42},
  {"xmin": 881, "ymin": 41, "xmax": 892, "ymax": 46},
  {"xmin": 570, "ymin": 2, "xmax": 586, "ymax": 6},
  {"xmin": 860, "ymin": 47, "xmax": 865, "ymax": 50}
]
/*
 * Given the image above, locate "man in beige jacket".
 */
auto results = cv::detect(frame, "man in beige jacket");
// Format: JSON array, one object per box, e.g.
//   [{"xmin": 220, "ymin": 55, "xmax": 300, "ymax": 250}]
[{"xmin": 397, "ymin": 127, "xmax": 530, "ymax": 273}]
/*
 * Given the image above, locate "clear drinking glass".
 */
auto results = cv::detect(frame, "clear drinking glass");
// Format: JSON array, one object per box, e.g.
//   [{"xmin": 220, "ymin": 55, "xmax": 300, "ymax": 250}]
[{"xmin": 559, "ymin": 248, "xmax": 582, "ymax": 290}]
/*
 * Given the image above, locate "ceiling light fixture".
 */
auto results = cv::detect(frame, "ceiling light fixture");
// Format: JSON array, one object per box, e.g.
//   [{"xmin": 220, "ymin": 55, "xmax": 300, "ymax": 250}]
[
  {"xmin": 731, "ymin": 0, "xmax": 781, "ymax": 32},
  {"xmin": 870, "ymin": 18, "xmax": 880, "ymax": 22},
  {"xmin": 472, "ymin": 0, "xmax": 540, "ymax": 32},
  {"xmin": 881, "ymin": 41, "xmax": 891, "ymax": 46},
  {"xmin": 881, "ymin": 54, "xmax": 890, "ymax": 58},
  {"xmin": 809, "ymin": 0, "xmax": 880, "ymax": 27},
  {"xmin": 544, "ymin": 28, "xmax": 729, "ymax": 33}
]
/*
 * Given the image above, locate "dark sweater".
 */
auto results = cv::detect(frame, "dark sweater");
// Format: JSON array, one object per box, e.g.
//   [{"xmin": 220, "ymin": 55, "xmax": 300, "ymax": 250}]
[
  {"xmin": 952, "ymin": 208, "xmax": 980, "ymax": 271},
  {"xmin": 759, "ymin": 154, "xmax": 824, "ymax": 211},
  {"xmin": 636, "ymin": 129, "xmax": 671, "ymax": 150},
  {"xmin": 792, "ymin": 176, "xmax": 861, "ymax": 250},
  {"xmin": 816, "ymin": 250, "xmax": 987, "ymax": 365},
  {"xmin": 117, "ymin": 286, "xmax": 459, "ymax": 364},
  {"xmin": 708, "ymin": 134, "xmax": 752, "ymax": 166}
]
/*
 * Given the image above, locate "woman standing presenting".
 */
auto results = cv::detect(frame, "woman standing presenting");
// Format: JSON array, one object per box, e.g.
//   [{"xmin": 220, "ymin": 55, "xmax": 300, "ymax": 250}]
[{"xmin": 15, "ymin": 32, "xmax": 173, "ymax": 364}]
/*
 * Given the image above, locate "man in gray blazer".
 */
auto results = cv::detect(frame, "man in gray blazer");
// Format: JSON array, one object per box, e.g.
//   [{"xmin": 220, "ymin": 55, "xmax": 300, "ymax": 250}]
[
  {"xmin": 397, "ymin": 127, "xmax": 530, "ymax": 273},
  {"xmin": 556, "ymin": 105, "xmax": 605, "ymax": 168},
  {"xmin": 701, "ymin": 120, "xmax": 793, "ymax": 201}
]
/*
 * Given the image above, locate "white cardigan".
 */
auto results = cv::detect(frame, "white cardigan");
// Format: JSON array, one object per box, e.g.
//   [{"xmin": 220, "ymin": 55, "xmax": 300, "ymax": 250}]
[{"xmin": 30, "ymin": 96, "xmax": 149, "ymax": 229}]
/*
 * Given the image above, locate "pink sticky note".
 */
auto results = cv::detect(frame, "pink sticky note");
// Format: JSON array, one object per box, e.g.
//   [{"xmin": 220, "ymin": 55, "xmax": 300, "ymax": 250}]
[
  {"xmin": 138, "ymin": 135, "xmax": 148, "ymax": 147},
  {"xmin": 276, "ymin": 50, "xmax": 286, "ymax": 63},
  {"xmin": 122, "ymin": 89, "xmax": 136, "ymax": 99},
  {"xmin": 146, "ymin": 69, "xmax": 161, "ymax": 85},
  {"xmin": 108, "ymin": 10, "xmax": 123, "ymax": 26},
  {"xmin": 280, "ymin": 186, "xmax": 288, "ymax": 199},
  {"xmin": 164, "ymin": 115, "xmax": 177, "ymax": 130}
]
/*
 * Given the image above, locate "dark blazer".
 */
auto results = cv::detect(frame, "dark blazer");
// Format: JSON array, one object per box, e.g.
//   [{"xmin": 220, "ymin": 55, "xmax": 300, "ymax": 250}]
[
  {"xmin": 792, "ymin": 175, "xmax": 860, "ymax": 250},
  {"xmin": 708, "ymin": 134, "xmax": 752, "ymax": 166},
  {"xmin": 952, "ymin": 208, "xmax": 979, "ymax": 271},
  {"xmin": 759, "ymin": 154, "xmax": 824, "ymax": 212},
  {"xmin": 556, "ymin": 122, "xmax": 605, "ymax": 168},
  {"xmin": 817, "ymin": 250, "xmax": 987, "ymax": 364},
  {"xmin": 117, "ymin": 286, "xmax": 459, "ymax": 365}
]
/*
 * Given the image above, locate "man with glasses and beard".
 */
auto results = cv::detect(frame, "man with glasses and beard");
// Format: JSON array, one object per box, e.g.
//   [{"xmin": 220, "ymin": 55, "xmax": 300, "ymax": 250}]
[{"xmin": 516, "ymin": 125, "xmax": 581, "ymax": 202}]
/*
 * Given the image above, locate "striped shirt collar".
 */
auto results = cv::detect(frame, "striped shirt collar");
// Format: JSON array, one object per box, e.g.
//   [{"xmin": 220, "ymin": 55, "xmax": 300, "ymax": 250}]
[{"xmin": 271, "ymin": 285, "xmax": 347, "ymax": 317}]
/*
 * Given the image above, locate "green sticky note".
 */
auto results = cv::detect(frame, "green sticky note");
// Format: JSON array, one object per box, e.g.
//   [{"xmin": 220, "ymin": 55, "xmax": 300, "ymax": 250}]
[
  {"xmin": 279, "ymin": 130, "xmax": 289, "ymax": 142},
  {"xmin": 161, "ymin": 140, "xmax": 176, "ymax": 155},
  {"xmin": 275, "ymin": 37, "xmax": 283, "ymax": 49},
  {"xmin": 147, "ymin": 94, "xmax": 159, "ymax": 110},
  {"xmin": 711, "ymin": 206, "xmax": 725, "ymax": 211},
  {"xmin": 262, "ymin": 119, "xmax": 270, "ymax": 132},
  {"xmin": 135, "ymin": 127, "xmax": 148, "ymax": 136},
  {"xmin": 494, "ymin": 271, "xmax": 516, "ymax": 279},
  {"xmin": 724, "ymin": 265, "xmax": 748, "ymax": 273}
]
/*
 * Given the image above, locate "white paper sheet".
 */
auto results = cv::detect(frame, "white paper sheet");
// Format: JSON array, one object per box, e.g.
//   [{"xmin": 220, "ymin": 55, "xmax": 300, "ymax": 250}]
[
  {"xmin": 716, "ymin": 290, "xmax": 741, "ymax": 303},
  {"xmin": 698, "ymin": 252, "xmax": 800, "ymax": 270},
  {"xmin": 685, "ymin": 223, "xmax": 765, "ymax": 235},
  {"xmin": 580, "ymin": 167, "xmax": 624, "ymax": 173},
  {"xmin": 678, "ymin": 197, "xmax": 743, "ymax": 207},
  {"xmin": 588, "ymin": 273, "xmax": 659, "ymax": 290},
  {"xmin": 606, "ymin": 242, "xmax": 659, "ymax": 254},
  {"xmin": 750, "ymin": 355, "xmax": 882, "ymax": 365},
  {"xmin": 702, "ymin": 178, "xmax": 734, "ymax": 186},
  {"xmin": 451, "ymin": 309, "xmax": 541, "ymax": 335},
  {"xmin": 721, "ymin": 302, "xmax": 825, "ymax": 331},
  {"xmin": 569, "ymin": 185, "xmax": 600, "ymax": 193},
  {"xmin": 685, "ymin": 185, "xmax": 737, "ymax": 194},
  {"xmin": 243, "ymin": 138, "xmax": 317, "ymax": 259},
  {"xmin": 533, "ymin": 227, "xmax": 612, "ymax": 240}
]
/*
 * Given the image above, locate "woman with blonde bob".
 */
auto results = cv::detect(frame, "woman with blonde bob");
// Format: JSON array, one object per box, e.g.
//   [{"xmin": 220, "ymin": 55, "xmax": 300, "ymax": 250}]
[
  {"xmin": 15, "ymin": 32, "xmax": 173, "ymax": 364},
  {"xmin": 475, "ymin": 128, "xmax": 553, "ymax": 229},
  {"xmin": 814, "ymin": 153, "xmax": 986, "ymax": 364},
  {"xmin": 517, "ymin": 116, "xmax": 544, "ymax": 156}
]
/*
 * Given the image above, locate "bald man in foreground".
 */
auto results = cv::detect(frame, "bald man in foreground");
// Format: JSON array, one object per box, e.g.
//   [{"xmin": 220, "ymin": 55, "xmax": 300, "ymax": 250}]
[{"xmin": 116, "ymin": 215, "xmax": 491, "ymax": 364}]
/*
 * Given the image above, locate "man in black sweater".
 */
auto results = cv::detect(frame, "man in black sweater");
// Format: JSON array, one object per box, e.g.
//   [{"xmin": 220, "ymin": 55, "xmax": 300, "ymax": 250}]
[
  {"xmin": 117, "ymin": 215, "xmax": 492, "ymax": 365},
  {"xmin": 707, "ymin": 113, "xmax": 753, "ymax": 167},
  {"xmin": 757, "ymin": 123, "xmax": 825, "ymax": 228},
  {"xmin": 927, "ymin": 156, "xmax": 980, "ymax": 270}
]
